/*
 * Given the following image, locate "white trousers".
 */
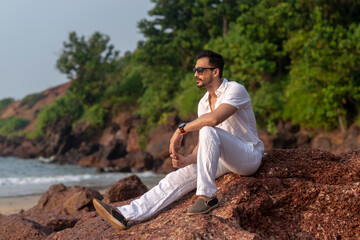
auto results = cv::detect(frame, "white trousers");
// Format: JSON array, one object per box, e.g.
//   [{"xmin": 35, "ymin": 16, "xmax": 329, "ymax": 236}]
[{"xmin": 118, "ymin": 126, "xmax": 263, "ymax": 221}]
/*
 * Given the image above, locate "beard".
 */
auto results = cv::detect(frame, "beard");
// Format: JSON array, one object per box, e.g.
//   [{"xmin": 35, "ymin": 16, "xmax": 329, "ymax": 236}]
[{"xmin": 196, "ymin": 75, "xmax": 213, "ymax": 88}]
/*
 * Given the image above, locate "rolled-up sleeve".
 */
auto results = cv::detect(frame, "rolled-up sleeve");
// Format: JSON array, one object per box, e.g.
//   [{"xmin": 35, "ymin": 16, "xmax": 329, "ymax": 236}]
[{"xmin": 221, "ymin": 84, "xmax": 250, "ymax": 109}]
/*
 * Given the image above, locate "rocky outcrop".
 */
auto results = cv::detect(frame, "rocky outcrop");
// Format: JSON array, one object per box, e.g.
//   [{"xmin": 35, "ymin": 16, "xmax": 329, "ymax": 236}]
[
  {"xmin": 310, "ymin": 124, "xmax": 360, "ymax": 154},
  {"xmin": 0, "ymin": 135, "xmax": 39, "ymax": 158},
  {"xmin": 78, "ymin": 155, "xmax": 101, "ymax": 167},
  {"xmin": 0, "ymin": 214, "xmax": 53, "ymax": 240},
  {"xmin": 103, "ymin": 174, "xmax": 148, "ymax": 203},
  {"xmin": 259, "ymin": 121, "xmax": 360, "ymax": 154},
  {"xmin": 123, "ymin": 150, "xmax": 154, "ymax": 172},
  {"xmin": 1, "ymin": 149, "xmax": 359, "ymax": 239},
  {"xmin": 3, "ymin": 110, "xmax": 359, "ymax": 175},
  {"xmin": 38, "ymin": 115, "xmax": 75, "ymax": 160},
  {"xmin": 18, "ymin": 183, "xmax": 103, "ymax": 231}
]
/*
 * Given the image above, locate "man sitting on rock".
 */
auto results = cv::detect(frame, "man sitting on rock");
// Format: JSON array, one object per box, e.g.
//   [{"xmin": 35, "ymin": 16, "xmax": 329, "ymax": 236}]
[{"xmin": 93, "ymin": 50, "xmax": 264, "ymax": 230}]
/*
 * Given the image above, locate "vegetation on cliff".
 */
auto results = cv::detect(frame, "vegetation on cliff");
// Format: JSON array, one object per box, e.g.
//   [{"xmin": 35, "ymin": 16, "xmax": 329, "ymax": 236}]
[
  {"xmin": 1, "ymin": 0, "xmax": 360, "ymax": 141},
  {"xmin": 0, "ymin": 117, "xmax": 29, "ymax": 136},
  {"xmin": 0, "ymin": 98, "xmax": 15, "ymax": 111}
]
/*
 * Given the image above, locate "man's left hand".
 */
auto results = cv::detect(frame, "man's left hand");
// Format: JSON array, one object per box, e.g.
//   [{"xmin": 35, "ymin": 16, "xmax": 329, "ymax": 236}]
[{"xmin": 170, "ymin": 152, "xmax": 194, "ymax": 168}]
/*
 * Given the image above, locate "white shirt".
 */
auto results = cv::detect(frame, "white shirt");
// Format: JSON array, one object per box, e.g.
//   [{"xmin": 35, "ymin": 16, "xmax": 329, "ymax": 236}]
[{"xmin": 198, "ymin": 78, "xmax": 264, "ymax": 150}]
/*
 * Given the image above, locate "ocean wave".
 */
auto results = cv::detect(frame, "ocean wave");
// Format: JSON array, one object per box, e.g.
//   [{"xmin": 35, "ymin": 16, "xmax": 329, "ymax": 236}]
[
  {"xmin": 37, "ymin": 156, "xmax": 56, "ymax": 163},
  {"xmin": 0, "ymin": 171, "xmax": 165, "ymax": 187},
  {"xmin": 136, "ymin": 171, "xmax": 166, "ymax": 178},
  {"xmin": 0, "ymin": 174, "xmax": 100, "ymax": 186}
]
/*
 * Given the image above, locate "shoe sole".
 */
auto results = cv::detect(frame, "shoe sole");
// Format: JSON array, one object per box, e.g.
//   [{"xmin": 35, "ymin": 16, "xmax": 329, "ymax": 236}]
[
  {"xmin": 93, "ymin": 199, "xmax": 126, "ymax": 231},
  {"xmin": 186, "ymin": 202, "xmax": 219, "ymax": 216}
]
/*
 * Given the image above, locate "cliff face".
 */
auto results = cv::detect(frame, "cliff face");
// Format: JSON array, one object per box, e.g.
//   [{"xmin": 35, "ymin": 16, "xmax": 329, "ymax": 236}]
[{"xmin": 1, "ymin": 149, "xmax": 359, "ymax": 239}]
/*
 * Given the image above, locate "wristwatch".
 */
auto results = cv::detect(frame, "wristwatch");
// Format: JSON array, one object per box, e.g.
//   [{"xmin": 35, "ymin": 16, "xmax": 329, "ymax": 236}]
[{"xmin": 178, "ymin": 122, "xmax": 187, "ymax": 135}]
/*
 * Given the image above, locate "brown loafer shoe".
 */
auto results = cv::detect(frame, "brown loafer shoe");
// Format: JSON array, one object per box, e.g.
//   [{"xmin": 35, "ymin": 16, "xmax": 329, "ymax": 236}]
[
  {"xmin": 186, "ymin": 197, "xmax": 219, "ymax": 216},
  {"xmin": 93, "ymin": 199, "xmax": 127, "ymax": 230}
]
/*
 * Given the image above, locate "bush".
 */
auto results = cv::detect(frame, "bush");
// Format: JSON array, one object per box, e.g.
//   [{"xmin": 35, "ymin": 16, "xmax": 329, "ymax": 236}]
[
  {"xmin": 77, "ymin": 103, "xmax": 108, "ymax": 127},
  {"xmin": 0, "ymin": 117, "xmax": 29, "ymax": 135},
  {"xmin": 36, "ymin": 93, "xmax": 83, "ymax": 134},
  {"xmin": 0, "ymin": 98, "xmax": 15, "ymax": 111}
]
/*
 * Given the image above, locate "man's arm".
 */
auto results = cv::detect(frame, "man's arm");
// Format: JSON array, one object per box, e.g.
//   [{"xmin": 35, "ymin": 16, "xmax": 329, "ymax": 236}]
[
  {"xmin": 183, "ymin": 103, "xmax": 237, "ymax": 132},
  {"xmin": 169, "ymin": 103, "xmax": 237, "ymax": 157}
]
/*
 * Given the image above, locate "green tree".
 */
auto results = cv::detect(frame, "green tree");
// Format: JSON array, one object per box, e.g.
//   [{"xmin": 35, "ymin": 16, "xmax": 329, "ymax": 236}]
[
  {"xmin": 136, "ymin": 0, "xmax": 248, "ymax": 130},
  {"xmin": 32, "ymin": 0, "xmax": 360, "ymax": 141},
  {"xmin": 102, "ymin": 51, "xmax": 145, "ymax": 110},
  {"xmin": 206, "ymin": 0, "xmax": 296, "ymax": 132},
  {"xmin": 57, "ymin": 31, "xmax": 120, "ymax": 106},
  {"xmin": 205, "ymin": 0, "xmax": 360, "ymax": 133},
  {"xmin": 284, "ymin": 10, "xmax": 360, "ymax": 133}
]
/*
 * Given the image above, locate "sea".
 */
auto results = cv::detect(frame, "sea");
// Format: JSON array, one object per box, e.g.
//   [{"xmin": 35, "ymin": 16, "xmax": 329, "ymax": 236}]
[{"xmin": 0, "ymin": 157, "xmax": 166, "ymax": 198}]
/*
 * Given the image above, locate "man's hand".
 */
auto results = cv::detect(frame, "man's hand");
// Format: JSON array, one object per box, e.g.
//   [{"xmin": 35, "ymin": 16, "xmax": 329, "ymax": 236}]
[
  {"xmin": 170, "ymin": 152, "xmax": 196, "ymax": 168},
  {"xmin": 169, "ymin": 128, "xmax": 199, "ymax": 169}
]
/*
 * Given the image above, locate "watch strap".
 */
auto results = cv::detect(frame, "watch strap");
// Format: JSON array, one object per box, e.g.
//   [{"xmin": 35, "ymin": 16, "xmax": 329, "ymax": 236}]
[{"xmin": 178, "ymin": 123, "xmax": 187, "ymax": 135}]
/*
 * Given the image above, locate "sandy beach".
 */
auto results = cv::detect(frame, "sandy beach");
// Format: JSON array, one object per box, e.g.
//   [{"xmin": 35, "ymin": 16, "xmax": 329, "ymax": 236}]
[
  {"xmin": 0, "ymin": 195, "xmax": 41, "ymax": 215},
  {"xmin": 0, "ymin": 189, "xmax": 108, "ymax": 216}
]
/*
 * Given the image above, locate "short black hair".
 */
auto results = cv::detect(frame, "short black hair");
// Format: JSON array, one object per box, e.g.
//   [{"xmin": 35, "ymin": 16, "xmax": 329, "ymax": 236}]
[{"xmin": 196, "ymin": 50, "xmax": 225, "ymax": 78}]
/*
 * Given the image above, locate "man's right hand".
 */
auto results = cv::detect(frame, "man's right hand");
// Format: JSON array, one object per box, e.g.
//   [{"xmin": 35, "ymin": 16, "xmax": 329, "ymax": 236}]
[{"xmin": 170, "ymin": 152, "xmax": 195, "ymax": 168}]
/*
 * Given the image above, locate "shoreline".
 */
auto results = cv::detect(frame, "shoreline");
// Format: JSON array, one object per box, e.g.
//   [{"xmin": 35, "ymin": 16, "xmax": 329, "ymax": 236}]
[
  {"xmin": 0, "ymin": 194, "xmax": 42, "ymax": 215},
  {"xmin": 0, "ymin": 178, "xmax": 162, "ymax": 216},
  {"xmin": 0, "ymin": 189, "xmax": 108, "ymax": 216}
]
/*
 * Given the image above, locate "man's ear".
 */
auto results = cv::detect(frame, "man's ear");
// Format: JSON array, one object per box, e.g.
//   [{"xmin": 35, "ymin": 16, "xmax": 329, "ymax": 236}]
[{"xmin": 213, "ymin": 68, "xmax": 220, "ymax": 78}]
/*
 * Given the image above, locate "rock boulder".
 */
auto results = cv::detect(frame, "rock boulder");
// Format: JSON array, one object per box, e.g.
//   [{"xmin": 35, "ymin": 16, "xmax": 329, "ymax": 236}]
[
  {"xmin": 103, "ymin": 174, "xmax": 148, "ymax": 204},
  {"xmin": 0, "ymin": 214, "xmax": 53, "ymax": 240},
  {"xmin": 19, "ymin": 183, "xmax": 103, "ymax": 231}
]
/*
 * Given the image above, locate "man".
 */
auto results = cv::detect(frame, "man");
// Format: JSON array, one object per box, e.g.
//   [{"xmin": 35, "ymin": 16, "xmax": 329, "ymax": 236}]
[{"xmin": 93, "ymin": 50, "xmax": 264, "ymax": 231}]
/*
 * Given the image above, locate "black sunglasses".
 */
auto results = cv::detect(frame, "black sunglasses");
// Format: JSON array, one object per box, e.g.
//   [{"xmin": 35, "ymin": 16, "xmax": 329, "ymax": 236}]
[{"xmin": 193, "ymin": 67, "xmax": 216, "ymax": 75}]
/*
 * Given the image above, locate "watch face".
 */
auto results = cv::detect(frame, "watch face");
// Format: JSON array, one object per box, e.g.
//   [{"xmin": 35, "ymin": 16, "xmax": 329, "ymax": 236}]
[{"xmin": 178, "ymin": 123, "xmax": 186, "ymax": 133}]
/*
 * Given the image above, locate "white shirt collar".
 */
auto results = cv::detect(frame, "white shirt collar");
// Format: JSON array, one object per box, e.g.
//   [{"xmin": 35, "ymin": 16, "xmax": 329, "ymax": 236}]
[{"xmin": 204, "ymin": 78, "xmax": 228, "ymax": 102}]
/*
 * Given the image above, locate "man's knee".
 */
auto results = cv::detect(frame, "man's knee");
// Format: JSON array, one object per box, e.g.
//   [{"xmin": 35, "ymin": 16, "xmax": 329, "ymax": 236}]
[{"xmin": 199, "ymin": 126, "xmax": 216, "ymax": 137}]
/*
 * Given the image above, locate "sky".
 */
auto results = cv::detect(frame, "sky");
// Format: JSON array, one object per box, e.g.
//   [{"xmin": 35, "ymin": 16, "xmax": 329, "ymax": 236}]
[{"xmin": 0, "ymin": 0, "xmax": 154, "ymax": 100}]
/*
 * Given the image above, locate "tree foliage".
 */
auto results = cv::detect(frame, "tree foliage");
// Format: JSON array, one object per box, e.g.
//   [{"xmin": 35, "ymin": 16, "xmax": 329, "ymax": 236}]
[
  {"xmin": 57, "ymin": 31, "xmax": 120, "ymax": 106},
  {"xmin": 206, "ymin": 1, "xmax": 360, "ymax": 133},
  {"xmin": 22, "ymin": 0, "xmax": 360, "ymax": 140},
  {"xmin": 34, "ymin": 32, "xmax": 145, "ymax": 136},
  {"xmin": 34, "ymin": 32, "xmax": 125, "ymax": 135},
  {"xmin": 135, "ymin": 0, "xmax": 249, "ymax": 126},
  {"xmin": 284, "ymin": 10, "xmax": 360, "ymax": 131}
]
